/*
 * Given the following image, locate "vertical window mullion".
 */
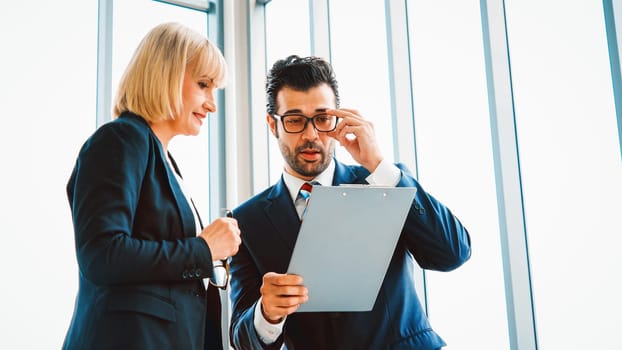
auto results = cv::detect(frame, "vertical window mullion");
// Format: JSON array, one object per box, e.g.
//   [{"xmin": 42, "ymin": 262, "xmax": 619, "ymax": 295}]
[
  {"xmin": 309, "ymin": 0, "xmax": 331, "ymax": 59},
  {"xmin": 96, "ymin": 0, "xmax": 113, "ymax": 127},
  {"xmin": 385, "ymin": 0, "xmax": 426, "ymax": 309},
  {"xmin": 480, "ymin": 0, "xmax": 537, "ymax": 349},
  {"xmin": 603, "ymin": 0, "xmax": 622, "ymax": 161}
]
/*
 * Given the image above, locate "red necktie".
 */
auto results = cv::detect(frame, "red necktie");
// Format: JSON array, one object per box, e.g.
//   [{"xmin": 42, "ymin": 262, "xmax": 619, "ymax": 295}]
[{"xmin": 298, "ymin": 182, "xmax": 314, "ymax": 219}]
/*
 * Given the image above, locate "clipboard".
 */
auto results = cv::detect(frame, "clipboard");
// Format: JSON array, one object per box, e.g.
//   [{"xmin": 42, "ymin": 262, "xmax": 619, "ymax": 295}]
[{"xmin": 286, "ymin": 185, "xmax": 417, "ymax": 312}]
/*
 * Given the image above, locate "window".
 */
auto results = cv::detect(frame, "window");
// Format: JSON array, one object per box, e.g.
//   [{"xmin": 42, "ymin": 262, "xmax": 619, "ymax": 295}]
[
  {"xmin": 265, "ymin": 0, "xmax": 312, "ymax": 184},
  {"xmin": 408, "ymin": 1, "xmax": 509, "ymax": 348},
  {"xmin": 1, "ymin": 2, "xmax": 99, "ymax": 348},
  {"xmin": 506, "ymin": 1, "xmax": 622, "ymax": 348},
  {"xmin": 329, "ymin": 0, "xmax": 394, "ymax": 165}
]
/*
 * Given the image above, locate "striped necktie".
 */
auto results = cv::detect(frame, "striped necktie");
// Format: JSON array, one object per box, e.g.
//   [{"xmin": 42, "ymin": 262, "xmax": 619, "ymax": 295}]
[{"xmin": 297, "ymin": 181, "xmax": 319, "ymax": 219}]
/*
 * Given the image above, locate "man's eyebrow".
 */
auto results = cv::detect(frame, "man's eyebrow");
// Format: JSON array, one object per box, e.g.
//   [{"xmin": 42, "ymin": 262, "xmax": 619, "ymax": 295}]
[
  {"xmin": 281, "ymin": 109, "xmax": 303, "ymax": 115},
  {"xmin": 281, "ymin": 108, "xmax": 329, "ymax": 115}
]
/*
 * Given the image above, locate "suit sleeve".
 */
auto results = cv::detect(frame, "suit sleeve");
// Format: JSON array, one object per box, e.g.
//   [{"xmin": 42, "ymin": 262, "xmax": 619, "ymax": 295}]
[
  {"xmin": 395, "ymin": 163, "xmax": 471, "ymax": 271},
  {"xmin": 229, "ymin": 240, "xmax": 285, "ymax": 350},
  {"xmin": 67, "ymin": 122, "xmax": 215, "ymax": 286}
]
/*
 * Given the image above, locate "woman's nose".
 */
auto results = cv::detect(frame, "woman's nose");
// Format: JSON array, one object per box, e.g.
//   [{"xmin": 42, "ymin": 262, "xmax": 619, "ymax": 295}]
[
  {"xmin": 203, "ymin": 100, "xmax": 216, "ymax": 113},
  {"xmin": 203, "ymin": 92, "xmax": 216, "ymax": 113}
]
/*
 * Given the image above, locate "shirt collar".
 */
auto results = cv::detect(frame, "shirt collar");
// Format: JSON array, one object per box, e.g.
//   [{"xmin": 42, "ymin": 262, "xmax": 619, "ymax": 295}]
[{"xmin": 282, "ymin": 159, "xmax": 335, "ymax": 202}]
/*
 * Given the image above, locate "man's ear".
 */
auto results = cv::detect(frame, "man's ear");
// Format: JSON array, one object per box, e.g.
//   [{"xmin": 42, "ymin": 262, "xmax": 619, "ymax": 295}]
[{"xmin": 267, "ymin": 114, "xmax": 279, "ymax": 138}]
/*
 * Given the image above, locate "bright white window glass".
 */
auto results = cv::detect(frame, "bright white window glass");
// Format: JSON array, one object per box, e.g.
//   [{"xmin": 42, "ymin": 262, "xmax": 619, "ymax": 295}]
[
  {"xmin": 407, "ymin": 1, "xmax": 509, "ymax": 349},
  {"xmin": 112, "ymin": 1, "xmax": 211, "ymax": 219},
  {"xmin": 265, "ymin": 0, "xmax": 311, "ymax": 184},
  {"xmin": 505, "ymin": 1, "xmax": 622, "ymax": 348},
  {"xmin": 0, "ymin": 2, "xmax": 97, "ymax": 349},
  {"xmin": 328, "ymin": 0, "xmax": 394, "ymax": 165}
]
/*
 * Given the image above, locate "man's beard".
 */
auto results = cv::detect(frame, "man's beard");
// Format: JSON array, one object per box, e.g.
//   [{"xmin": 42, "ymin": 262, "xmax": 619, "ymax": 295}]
[{"xmin": 280, "ymin": 140, "xmax": 335, "ymax": 178}]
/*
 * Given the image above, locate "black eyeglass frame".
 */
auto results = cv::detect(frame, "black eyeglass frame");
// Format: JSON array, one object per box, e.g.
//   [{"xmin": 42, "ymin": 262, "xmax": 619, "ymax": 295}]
[{"xmin": 273, "ymin": 113, "xmax": 340, "ymax": 134}]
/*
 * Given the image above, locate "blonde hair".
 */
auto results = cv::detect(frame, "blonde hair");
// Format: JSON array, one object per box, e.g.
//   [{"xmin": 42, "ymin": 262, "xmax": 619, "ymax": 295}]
[{"xmin": 113, "ymin": 22, "xmax": 227, "ymax": 122}]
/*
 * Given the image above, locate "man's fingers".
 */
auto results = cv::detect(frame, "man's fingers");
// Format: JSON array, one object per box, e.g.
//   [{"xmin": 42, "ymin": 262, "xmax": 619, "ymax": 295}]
[
  {"xmin": 263, "ymin": 272, "xmax": 304, "ymax": 286},
  {"xmin": 326, "ymin": 108, "xmax": 361, "ymax": 119},
  {"xmin": 261, "ymin": 282, "xmax": 308, "ymax": 298},
  {"xmin": 262, "ymin": 294, "xmax": 309, "ymax": 320},
  {"xmin": 260, "ymin": 272, "xmax": 309, "ymax": 320},
  {"xmin": 264, "ymin": 294, "xmax": 309, "ymax": 308}
]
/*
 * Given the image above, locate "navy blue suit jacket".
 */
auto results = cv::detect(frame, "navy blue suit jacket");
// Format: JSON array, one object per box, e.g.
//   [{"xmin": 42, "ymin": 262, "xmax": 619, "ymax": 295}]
[
  {"xmin": 229, "ymin": 160, "xmax": 471, "ymax": 350},
  {"xmin": 63, "ymin": 112, "xmax": 222, "ymax": 350}
]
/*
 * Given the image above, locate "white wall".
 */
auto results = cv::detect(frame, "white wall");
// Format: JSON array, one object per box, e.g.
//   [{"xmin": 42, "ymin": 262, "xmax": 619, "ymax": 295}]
[{"xmin": 0, "ymin": 1, "xmax": 98, "ymax": 348}]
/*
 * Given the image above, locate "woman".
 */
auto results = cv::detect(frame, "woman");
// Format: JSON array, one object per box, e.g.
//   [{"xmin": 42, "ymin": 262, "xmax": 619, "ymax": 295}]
[{"xmin": 62, "ymin": 22, "xmax": 241, "ymax": 350}]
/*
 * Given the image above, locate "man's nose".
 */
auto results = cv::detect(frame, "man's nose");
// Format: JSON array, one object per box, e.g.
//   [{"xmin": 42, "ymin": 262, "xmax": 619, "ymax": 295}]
[{"xmin": 301, "ymin": 119, "xmax": 319, "ymax": 139}]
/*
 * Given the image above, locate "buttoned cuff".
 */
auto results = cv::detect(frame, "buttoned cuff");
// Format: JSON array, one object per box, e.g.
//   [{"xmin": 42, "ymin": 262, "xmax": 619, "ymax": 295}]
[
  {"xmin": 366, "ymin": 159, "xmax": 400, "ymax": 186},
  {"xmin": 253, "ymin": 297, "xmax": 285, "ymax": 344}
]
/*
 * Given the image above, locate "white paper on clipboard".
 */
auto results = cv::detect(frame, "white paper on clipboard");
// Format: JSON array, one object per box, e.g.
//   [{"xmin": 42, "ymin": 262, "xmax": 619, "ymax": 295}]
[{"xmin": 286, "ymin": 185, "xmax": 417, "ymax": 312}]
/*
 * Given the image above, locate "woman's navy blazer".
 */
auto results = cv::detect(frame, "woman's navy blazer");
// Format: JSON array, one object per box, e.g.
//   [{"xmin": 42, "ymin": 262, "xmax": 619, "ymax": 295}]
[{"xmin": 62, "ymin": 112, "xmax": 222, "ymax": 350}]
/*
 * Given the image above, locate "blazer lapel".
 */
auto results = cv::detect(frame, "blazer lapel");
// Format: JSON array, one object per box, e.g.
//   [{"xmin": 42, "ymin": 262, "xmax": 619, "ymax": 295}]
[
  {"xmin": 125, "ymin": 112, "xmax": 197, "ymax": 238},
  {"xmin": 264, "ymin": 178, "xmax": 302, "ymax": 254},
  {"xmin": 158, "ymin": 146, "xmax": 197, "ymax": 238}
]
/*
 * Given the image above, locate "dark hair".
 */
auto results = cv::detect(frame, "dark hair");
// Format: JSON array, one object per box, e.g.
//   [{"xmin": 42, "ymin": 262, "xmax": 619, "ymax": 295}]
[{"xmin": 265, "ymin": 55, "xmax": 340, "ymax": 115}]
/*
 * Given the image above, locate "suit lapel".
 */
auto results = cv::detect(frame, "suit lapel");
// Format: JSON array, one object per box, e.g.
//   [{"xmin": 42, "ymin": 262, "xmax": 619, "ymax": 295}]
[{"xmin": 264, "ymin": 178, "xmax": 301, "ymax": 254}]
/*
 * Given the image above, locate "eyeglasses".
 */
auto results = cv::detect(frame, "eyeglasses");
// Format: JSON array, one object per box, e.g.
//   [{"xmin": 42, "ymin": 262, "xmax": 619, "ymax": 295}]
[
  {"xmin": 210, "ymin": 209, "xmax": 234, "ymax": 290},
  {"xmin": 210, "ymin": 259, "xmax": 230, "ymax": 290},
  {"xmin": 274, "ymin": 113, "xmax": 340, "ymax": 133}
]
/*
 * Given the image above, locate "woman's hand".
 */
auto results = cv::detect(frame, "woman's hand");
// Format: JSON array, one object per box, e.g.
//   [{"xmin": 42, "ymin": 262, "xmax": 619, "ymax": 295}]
[{"xmin": 199, "ymin": 217, "xmax": 241, "ymax": 260}]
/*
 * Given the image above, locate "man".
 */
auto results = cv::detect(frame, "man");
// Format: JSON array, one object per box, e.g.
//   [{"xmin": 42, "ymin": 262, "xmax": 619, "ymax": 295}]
[{"xmin": 229, "ymin": 55, "xmax": 471, "ymax": 350}]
